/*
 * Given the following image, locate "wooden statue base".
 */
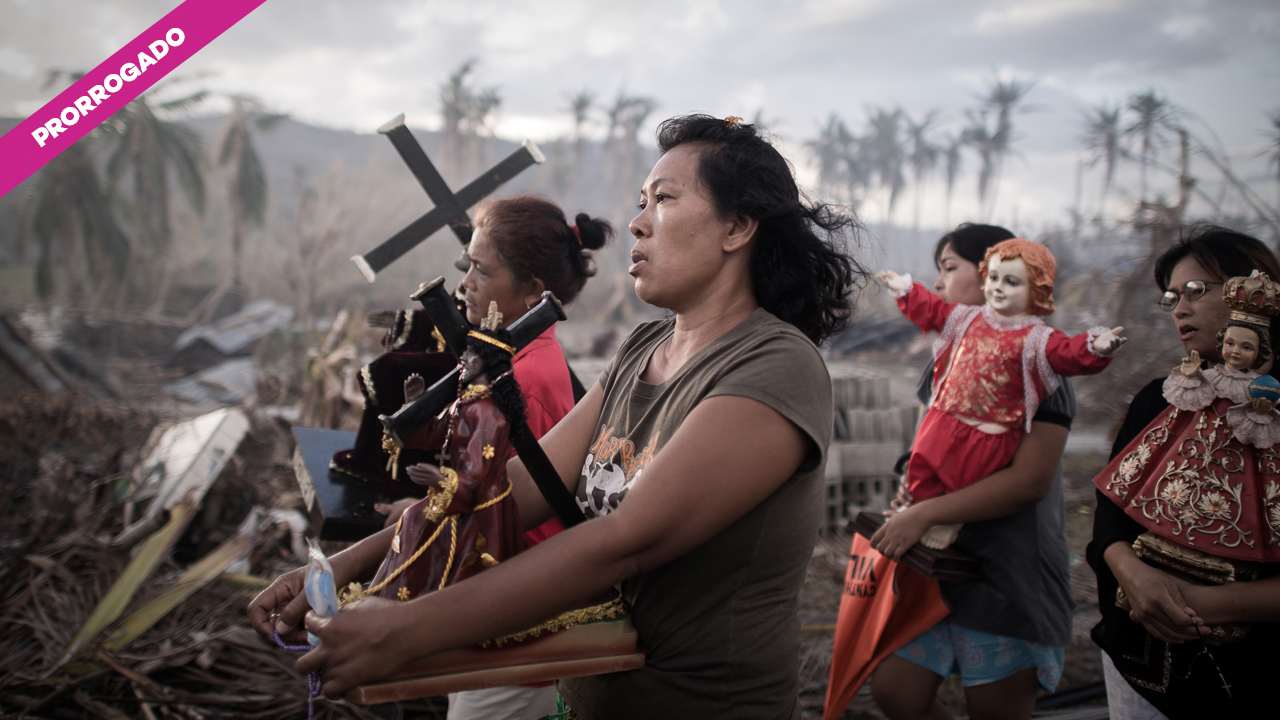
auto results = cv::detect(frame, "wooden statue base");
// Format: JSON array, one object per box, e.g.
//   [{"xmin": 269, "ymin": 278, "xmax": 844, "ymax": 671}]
[
  {"xmin": 346, "ymin": 615, "xmax": 644, "ymax": 704},
  {"xmin": 292, "ymin": 427, "xmax": 392, "ymax": 542},
  {"xmin": 848, "ymin": 511, "xmax": 982, "ymax": 581}
]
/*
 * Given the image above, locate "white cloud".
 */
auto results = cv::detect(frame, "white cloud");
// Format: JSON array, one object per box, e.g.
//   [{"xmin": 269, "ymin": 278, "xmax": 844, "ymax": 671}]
[
  {"xmin": 974, "ymin": 0, "xmax": 1129, "ymax": 35},
  {"xmin": 0, "ymin": 48, "xmax": 37, "ymax": 80},
  {"xmin": 1160, "ymin": 13, "xmax": 1211, "ymax": 40},
  {"xmin": 2, "ymin": 0, "xmax": 1277, "ymax": 234}
]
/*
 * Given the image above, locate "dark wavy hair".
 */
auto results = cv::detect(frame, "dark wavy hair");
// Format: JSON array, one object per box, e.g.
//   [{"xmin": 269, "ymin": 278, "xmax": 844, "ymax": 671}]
[
  {"xmin": 655, "ymin": 114, "xmax": 866, "ymax": 345},
  {"xmin": 933, "ymin": 223, "xmax": 1015, "ymax": 268},
  {"xmin": 475, "ymin": 196, "xmax": 613, "ymax": 305},
  {"xmin": 1154, "ymin": 222, "xmax": 1280, "ymax": 358}
]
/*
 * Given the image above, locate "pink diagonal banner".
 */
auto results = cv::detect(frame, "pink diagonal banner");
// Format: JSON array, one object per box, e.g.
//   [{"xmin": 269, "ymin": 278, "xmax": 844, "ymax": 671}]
[{"xmin": 0, "ymin": 0, "xmax": 269, "ymax": 200}]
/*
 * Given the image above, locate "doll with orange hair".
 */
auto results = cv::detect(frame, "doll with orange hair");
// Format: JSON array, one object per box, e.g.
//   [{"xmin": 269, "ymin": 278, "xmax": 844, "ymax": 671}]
[{"xmin": 880, "ymin": 238, "xmax": 1126, "ymax": 547}]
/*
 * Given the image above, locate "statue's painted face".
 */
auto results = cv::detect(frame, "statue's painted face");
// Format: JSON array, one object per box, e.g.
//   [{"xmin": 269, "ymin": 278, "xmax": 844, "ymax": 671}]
[
  {"xmin": 460, "ymin": 348, "xmax": 486, "ymax": 383},
  {"xmin": 984, "ymin": 256, "xmax": 1030, "ymax": 317},
  {"xmin": 1221, "ymin": 325, "xmax": 1260, "ymax": 371}
]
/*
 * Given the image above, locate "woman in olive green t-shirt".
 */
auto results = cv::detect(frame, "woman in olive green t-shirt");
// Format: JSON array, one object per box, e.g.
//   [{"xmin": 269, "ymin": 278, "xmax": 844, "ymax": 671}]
[{"xmin": 250, "ymin": 114, "xmax": 865, "ymax": 718}]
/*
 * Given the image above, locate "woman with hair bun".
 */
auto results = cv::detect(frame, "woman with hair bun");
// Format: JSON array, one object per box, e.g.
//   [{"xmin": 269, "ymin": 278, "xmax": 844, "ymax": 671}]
[
  {"xmin": 334, "ymin": 196, "xmax": 611, "ymax": 507},
  {"xmin": 385, "ymin": 195, "xmax": 613, "ymax": 720},
  {"xmin": 253, "ymin": 114, "xmax": 863, "ymax": 719}
]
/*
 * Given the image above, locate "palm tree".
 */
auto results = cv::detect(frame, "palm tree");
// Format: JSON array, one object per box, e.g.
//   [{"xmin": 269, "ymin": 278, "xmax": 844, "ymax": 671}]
[
  {"xmin": 862, "ymin": 106, "xmax": 906, "ymax": 227},
  {"xmin": 438, "ymin": 60, "xmax": 501, "ymax": 177},
  {"xmin": 905, "ymin": 111, "xmax": 940, "ymax": 238},
  {"xmin": 1082, "ymin": 104, "xmax": 1124, "ymax": 219},
  {"xmin": 565, "ymin": 89, "xmax": 595, "ymax": 206},
  {"xmin": 105, "ymin": 84, "xmax": 206, "ymax": 306},
  {"xmin": 1124, "ymin": 90, "xmax": 1175, "ymax": 204},
  {"xmin": 608, "ymin": 92, "xmax": 658, "ymax": 209},
  {"xmin": 978, "ymin": 78, "xmax": 1033, "ymax": 220},
  {"xmin": 30, "ymin": 140, "xmax": 130, "ymax": 299},
  {"xmin": 940, "ymin": 131, "xmax": 964, "ymax": 229},
  {"xmin": 962, "ymin": 110, "xmax": 1000, "ymax": 221},
  {"xmin": 806, "ymin": 114, "xmax": 857, "ymax": 203},
  {"xmin": 26, "ymin": 70, "xmax": 130, "ymax": 301},
  {"xmin": 439, "ymin": 60, "xmax": 476, "ymax": 175},
  {"xmin": 1265, "ymin": 110, "xmax": 1280, "ymax": 213},
  {"xmin": 217, "ymin": 95, "xmax": 285, "ymax": 296}
]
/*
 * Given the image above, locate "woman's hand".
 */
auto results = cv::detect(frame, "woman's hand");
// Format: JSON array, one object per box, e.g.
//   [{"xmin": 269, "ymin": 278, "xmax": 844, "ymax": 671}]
[
  {"xmin": 375, "ymin": 498, "xmax": 417, "ymax": 528},
  {"xmin": 1106, "ymin": 543, "xmax": 1205, "ymax": 643},
  {"xmin": 1180, "ymin": 350, "xmax": 1202, "ymax": 378},
  {"xmin": 246, "ymin": 567, "xmax": 312, "ymax": 645},
  {"xmin": 296, "ymin": 596, "xmax": 411, "ymax": 699},
  {"xmin": 871, "ymin": 503, "xmax": 934, "ymax": 561},
  {"xmin": 889, "ymin": 484, "xmax": 914, "ymax": 512}
]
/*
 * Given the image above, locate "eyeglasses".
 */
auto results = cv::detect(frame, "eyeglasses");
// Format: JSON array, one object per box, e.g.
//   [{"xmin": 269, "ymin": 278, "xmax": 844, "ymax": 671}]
[{"xmin": 1159, "ymin": 280, "xmax": 1224, "ymax": 311}]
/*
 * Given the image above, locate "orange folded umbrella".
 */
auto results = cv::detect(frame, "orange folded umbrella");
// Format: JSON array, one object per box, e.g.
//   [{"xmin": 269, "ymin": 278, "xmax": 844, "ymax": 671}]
[{"xmin": 824, "ymin": 532, "xmax": 950, "ymax": 720}]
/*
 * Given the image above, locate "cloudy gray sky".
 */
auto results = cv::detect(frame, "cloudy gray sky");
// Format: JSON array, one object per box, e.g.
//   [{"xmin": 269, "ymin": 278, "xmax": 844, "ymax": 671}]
[{"xmin": 2, "ymin": 0, "xmax": 1278, "ymax": 233}]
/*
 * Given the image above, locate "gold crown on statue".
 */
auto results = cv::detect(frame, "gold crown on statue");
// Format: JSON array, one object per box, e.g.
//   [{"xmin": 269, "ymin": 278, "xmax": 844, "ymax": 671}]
[{"xmin": 1222, "ymin": 271, "xmax": 1280, "ymax": 326}]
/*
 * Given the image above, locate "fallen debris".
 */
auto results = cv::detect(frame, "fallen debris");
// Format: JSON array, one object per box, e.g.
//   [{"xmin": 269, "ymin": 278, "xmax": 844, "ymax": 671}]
[
  {"xmin": 0, "ymin": 313, "xmax": 76, "ymax": 395},
  {"xmin": 163, "ymin": 358, "xmax": 259, "ymax": 406},
  {"xmin": 173, "ymin": 300, "xmax": 296, "ymax": 357}
]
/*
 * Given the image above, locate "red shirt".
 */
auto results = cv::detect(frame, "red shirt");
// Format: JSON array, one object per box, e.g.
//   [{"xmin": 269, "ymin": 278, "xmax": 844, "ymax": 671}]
[{"xmin": 511, "ymin": 325, "xmax": 573, "ymax": 545}]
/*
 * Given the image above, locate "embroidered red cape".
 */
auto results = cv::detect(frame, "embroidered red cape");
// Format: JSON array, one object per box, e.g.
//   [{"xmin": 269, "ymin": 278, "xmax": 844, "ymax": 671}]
[{"xmin": 1095, "ymin": 387, "xmax": 1280, "ymax": 563}]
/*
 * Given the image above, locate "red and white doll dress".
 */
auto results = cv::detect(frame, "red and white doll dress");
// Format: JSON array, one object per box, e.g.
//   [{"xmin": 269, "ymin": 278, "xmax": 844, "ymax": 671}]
[{"xmin": 897, "ymin": 281, "xmax": 1113, "ymax": 501}]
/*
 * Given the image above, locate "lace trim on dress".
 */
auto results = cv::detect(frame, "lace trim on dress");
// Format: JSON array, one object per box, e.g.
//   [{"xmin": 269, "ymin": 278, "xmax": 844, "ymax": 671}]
[
  {"xmin": 933, "ymin": 304, "xmax": 982, "ymax": 361},
  {"xmin": 1084, "ymin": 326, "xmax": 1111, "ymax": 358},
  {"xmin": 982, "ymin": 304, "xmax": 1044, "ymax": 331},
  {"xmin": 1021, "ymin": 324, "xmax": 1059, "ymax": 432},
  {"xmin": 1163, "ymin": 369, "xmax": 1216, "ymax": 411},
  {"xmin": 1206, "ymin": 365, "xmax": 1255, "ymax": 405},
  {"xmin": 1226, "ymin": 403, "xmax": 1280, "ymax": 448}
]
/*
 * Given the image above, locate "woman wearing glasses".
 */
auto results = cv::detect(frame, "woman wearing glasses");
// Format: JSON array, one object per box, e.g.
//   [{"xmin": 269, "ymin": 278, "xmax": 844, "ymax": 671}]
[{"xmin": 1087, "ymin": 223, "xmax": 1280, "ymax": 719}]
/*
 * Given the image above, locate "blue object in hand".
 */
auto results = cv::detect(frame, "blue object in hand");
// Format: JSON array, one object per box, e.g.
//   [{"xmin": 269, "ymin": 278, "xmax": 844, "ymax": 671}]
[
  {"xmin": 1249, "ymin": 375, "xmax": 1280, "ymax": 403},
  {"xmin": 304, "ymin": 539, "xmax": 340, "ymax": 647}
]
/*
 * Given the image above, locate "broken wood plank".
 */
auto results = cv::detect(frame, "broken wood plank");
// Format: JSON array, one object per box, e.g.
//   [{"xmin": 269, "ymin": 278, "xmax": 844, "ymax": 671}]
[{"xmin": 56, "ymin": 504, "xmax": 193, "ymax": 667}]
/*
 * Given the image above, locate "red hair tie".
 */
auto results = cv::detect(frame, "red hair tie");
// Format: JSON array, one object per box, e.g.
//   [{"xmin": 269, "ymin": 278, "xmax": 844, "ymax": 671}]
[{"xmin": 570, "ymin": 225, "xmax": 582, "ymax": 246}]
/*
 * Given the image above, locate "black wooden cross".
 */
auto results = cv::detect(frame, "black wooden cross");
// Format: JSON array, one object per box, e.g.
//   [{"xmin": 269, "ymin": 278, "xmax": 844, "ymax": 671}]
[{"xmin": 350, "ymin": 113, "xmax": 545, "ymax": 283}]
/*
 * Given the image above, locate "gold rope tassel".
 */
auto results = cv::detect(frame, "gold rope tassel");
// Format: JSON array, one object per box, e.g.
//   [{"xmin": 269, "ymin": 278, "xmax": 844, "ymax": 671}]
[
  {"xmin": 356, "ymin": 515, "xmax": 451, "ymax": 601},
  {"xmin": 339, "ymin": 479, "xmax": 513, "ymax": 604},
  {"xmin": 439, "ymin": 517, "xmax": 458, "ymax": 591}
]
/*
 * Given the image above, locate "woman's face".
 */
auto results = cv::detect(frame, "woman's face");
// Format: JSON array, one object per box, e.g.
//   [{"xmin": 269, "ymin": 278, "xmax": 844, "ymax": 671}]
[
  {"xmin": 934, "ymin": 243, "xmax": 985, "ymax": 305},
  {"xmin": 1167, "ymin": 257, "xmax": 1231, "ymax": 362},
  {"xmin": 1221, "ymin": 326, "xmax": 1260, "ymax": 371},
  {"xmin": 460, "ymin": 227, "xmax": 539, "ymax": 329},
  {"xmin": 627, "ymin": 144, "xmax": 748, "ymax": 311}
]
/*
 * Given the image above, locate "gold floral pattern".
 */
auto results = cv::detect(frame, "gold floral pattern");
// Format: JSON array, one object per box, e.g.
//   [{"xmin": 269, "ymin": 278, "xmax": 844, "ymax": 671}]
[
  {"xmin": 1129, "ymin": 405, "xmax": 1253, "ymax": 549},
  {"xmin": 397, "ymin": 587, "xmax": 410, "ymax": 601},
  {"xmin": 423, "ymin": 467, "xmax": 460, "ymax": 522},
  {"xmin": 1266, "ymin": 481, "xmax": 1280, "ymax": 545},
  {"xmin": 1108, "ymin": 410, "xmax": 1178, "ymax": 497},
  {"xmin": 462, "ymin": 533, "xmax": 500, "ymax": 568},
  {"xmin": 482, "ymin": 444, "xmax": 495, "ymax": 460},
  {"xmin": 480, "ymin": 596, "xmax": 629, "ymax": 648}
]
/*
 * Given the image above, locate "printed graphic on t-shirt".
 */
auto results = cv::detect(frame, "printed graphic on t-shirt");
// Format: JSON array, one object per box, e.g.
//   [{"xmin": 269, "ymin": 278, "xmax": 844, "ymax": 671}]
[{"xmin": 577, "ymin": 424, "xmax": 660, "ymax": 516}]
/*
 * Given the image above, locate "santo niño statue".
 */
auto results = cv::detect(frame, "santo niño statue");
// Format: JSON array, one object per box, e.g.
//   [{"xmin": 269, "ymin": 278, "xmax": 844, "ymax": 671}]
[{"xmin": 344, "ymin": 304, "xmax": 527, "ymax": 603}]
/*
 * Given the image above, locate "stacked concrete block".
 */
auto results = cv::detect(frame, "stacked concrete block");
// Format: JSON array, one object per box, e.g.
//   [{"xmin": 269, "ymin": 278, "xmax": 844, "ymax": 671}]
[{"xmin": 822, "ymin": 362, "xmax": 919, "ymax": 534}]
